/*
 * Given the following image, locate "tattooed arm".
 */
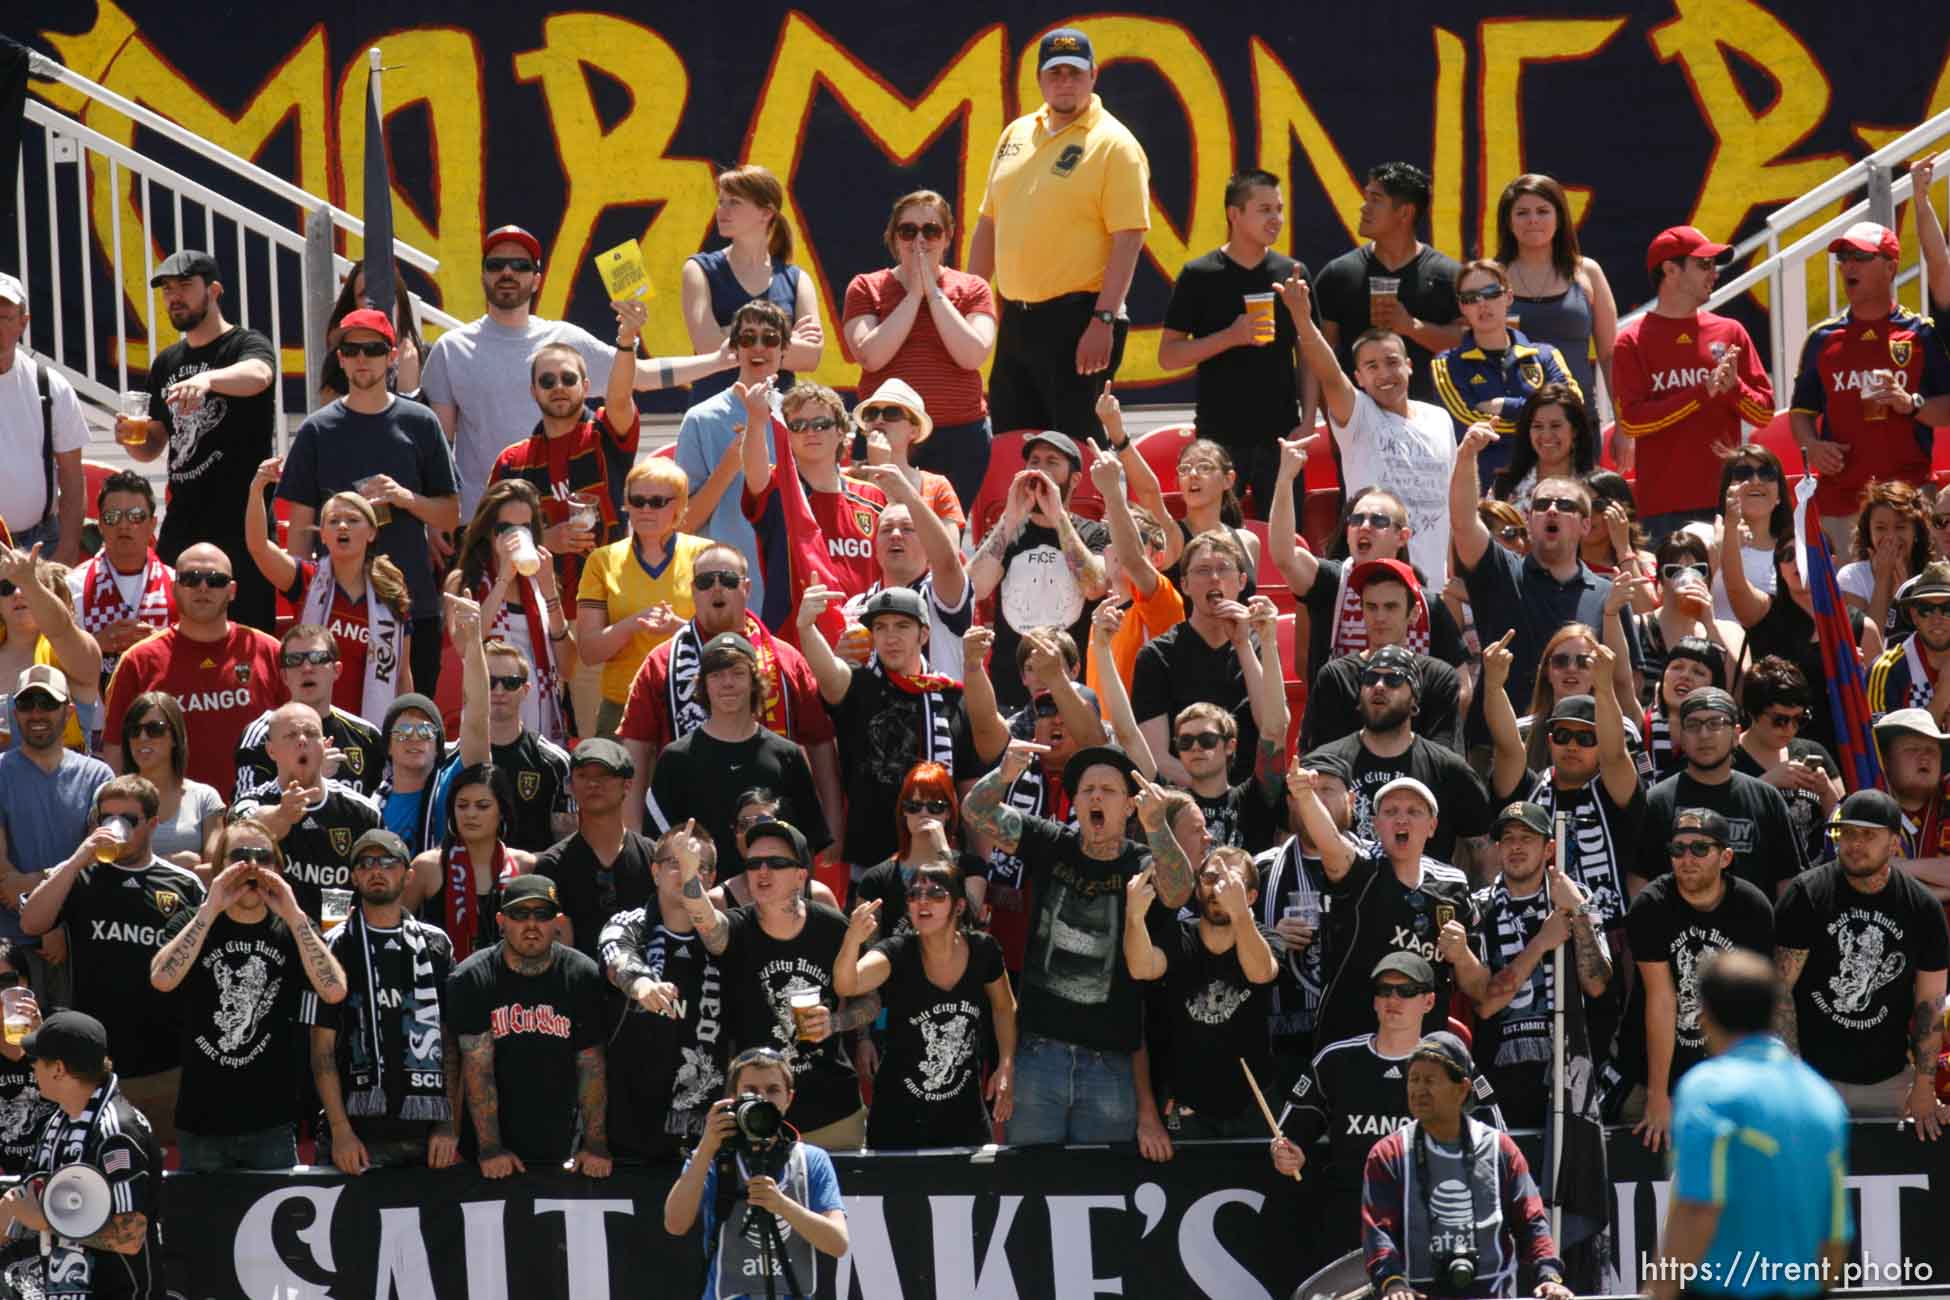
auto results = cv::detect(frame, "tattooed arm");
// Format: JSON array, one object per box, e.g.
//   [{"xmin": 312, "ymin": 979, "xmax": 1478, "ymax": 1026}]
[
  {"xmin": 1773, "ymin": 947, "xmax": 1808, "ymax": 1052},
  {"xmin": 962, "ymin": 741, "xmax": 1041, "ymax": 856},
  {"xmin": 1134, "ymin": 772, "xmax": 1195, "ymax": 909},
  {"xmin": 288, "ymin": 911, "xmax": 348, "ymax": 1004},
  {"xmin": 571, "ymin": 1045, "xmax": 612, "ymax": 1176},
  {"xmin": 1051, "ymin": 506, "xmax": 1109, "ymax": 599},
  {"xmin": 77, "ymin": 1211, "xmax": 149, "ymax": 1255},
  {"xmin": 598, "ymin": 907, "xmax": 654, "ymax": 993},
  {"xmin": 1906, "ymin": 968, "xmax": 1947, "ymax": 1140},
  {"xmin": 1569, "ymin": 911, "xmax": 1613, "ymax": 995},
  {"xmin": 459, "ymin": 1031, "xmax": 522, "ymax": 1177},
  {"xmin": 968, "ymin": 500, "xmax": 1026, "ymax": 602},
  {"xmin": 833, "ymin": 992, "xmax": 883, "ymax": 1034},
  {"xmin": 149, "ymin": 898, "xmax": 220, "ymax": 993}
]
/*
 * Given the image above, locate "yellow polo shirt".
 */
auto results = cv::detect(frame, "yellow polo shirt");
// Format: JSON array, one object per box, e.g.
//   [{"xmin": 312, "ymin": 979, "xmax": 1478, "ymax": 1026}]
[
  {"xmin": 978, "ymin": 94, "xmax": 1151, "ymax": 303},
  {"xmin": 578, "ymin": 532, "xmax": 711, "ymax": 704}
]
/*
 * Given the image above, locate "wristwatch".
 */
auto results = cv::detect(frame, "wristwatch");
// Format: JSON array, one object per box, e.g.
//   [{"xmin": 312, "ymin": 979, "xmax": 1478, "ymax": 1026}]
[{"xmin": 1091, "ymin": 308, "xmax": 1116, "ymax": 326}]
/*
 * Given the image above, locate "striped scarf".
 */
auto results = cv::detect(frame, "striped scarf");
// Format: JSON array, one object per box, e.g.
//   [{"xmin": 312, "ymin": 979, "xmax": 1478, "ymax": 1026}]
[
  {"xmin": 474, "ymin": 570, "xmax": 567, "ymax": 743},
  {"xmin": 77, "ymin": 551, "xmax": 173, "ymax": 683},
  {"xmin": 1328, "ymin": 561, "xmax": 1431, "ymax": 657},
  {"xmin": 301, "ymin": 562, "xmax": 403, "ymax": 724}
]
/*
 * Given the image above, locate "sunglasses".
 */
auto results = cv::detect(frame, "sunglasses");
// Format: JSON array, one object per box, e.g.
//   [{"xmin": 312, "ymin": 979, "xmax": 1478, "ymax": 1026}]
[
  {"xmin": 894, "ymin": 222, "xmax": 945, "ymax": 242},
  {"xmin": 906, "ymin": 882, "xmax": 953, "ymax": 901},
  {"xmin": 1548, "ymin": 725, "xmax": 1599, "ymax": 748},
  {"xmin": 1176, "ymin": 732, "xmax": 1226, "ymax": 751},
  {"xmin": 354, "ymin": 854, "xmax": 404, "ymax": 871},
  {"xmin": 1549, "ymin": 651, "xmax": 1595, "ymax": 671},
  {"xmin": 0, "ymin": 581, "xmax": 14, "ymax": 597},
  {"xmin": 1494, "ymin": 525, "xmax": 1525, "ymax": 541},
  {"xmin": 281, "ymin": 649, "xmax": 337, "ymax": 668},
  {"xmin": 535, "ymin": 370, "xmax": 583, "ymax": 390},
  {"xmin": 1933, "ymin": 514, "xmax": 1950, "ymax": 530},
  {"xmin": 226, "ymin": 846, "xmax": 277, "ymax": 866},
  {"xmin": 627, "ymin": 493, "xmax": 677, "ymax": 510},
  {"xmin": 857, "ymin": 404, "xmax": 913, "ymax": 424},
  {"xmin": 176, "ymin": 569, "xmax": 233, "ymax": 589},
  {"xmin": 1456, "ymin": 285, "xmax": 1507, "ymax": 305},
  {"xmin": 1834, "ymin": 249, "xmax": 1882, "ymax": 264},
  {"xmin": 787, "ymin": 416, "xmax": 840, "ymax": 433},
  {"xmin": 902, "ymin": 799, "xmax": 951, "ymax": 816},
  {"xmin": 131, "ymin": 719, "xmax": 172, "ymax": 739},
  {"xmin": 99, "ymin": 506, "xmax": 153, "ymax": 526},
  {"xmin": 1532, "ymin": 496, "xmax": 1588, "ymax": 517},
  {"xmin": 482, "ymin": 256, "xmax": 537, "ymax": 273},
  {"xmin": 693, "ymin": 570, "xmax": 741, "ymax": 591},
  {"xmin": 745, "ymin": 855, "xmax": 802, "ymax": 872},
  {"xmin": 489, "ymin": 674, "xmax": 529, "ymax": 691},
  {"xmin": 1666, "ymin": 839, "xmax": 1722, "ymax": 859},
  {"xmin": 1347, "ymin": 511, "xmax": 1399, "ymax": 530},
  {"xmin": 1760, "ymin": 710, "xmax": 1807, "ymax": 730},
  {"xmin": 1661, "ymin": 563, "xmax": 1709, "ymax": 584},
  {"xmin": 1374, "ymin": 982, "xmax": 1431, "ymax": 1000},
  {"xmin": 1031, "ymin": 696, "xmax": 1061, "ymax": 719},
  {"xmin": 1726, "ymin": 463, "xmax": 1781, "ymax": 484},
  {"xmin": 1360, "ymin": 669, "xmax": 1411, "ymax": 690},
  {"xmin": 13, "ymin": 693, "xmax": 62, "ymax": 714},
  {"xmin": 1908, "ymin": 600, "xmax": 1950, "ymax": 621},
  {"xmin": 337, "ymin": 340, "xmax": 390, "ymax": 359},
  {"xmin": 392, "ymin": 721, "xmax": 440, "ymax": 741},
  {"xmin": 503, "ymin": 904, "xmax": 559, "ymax": 922},
  {"xmin": 735, "ymin": 329, "xmax": 783, "ymax": 348}
]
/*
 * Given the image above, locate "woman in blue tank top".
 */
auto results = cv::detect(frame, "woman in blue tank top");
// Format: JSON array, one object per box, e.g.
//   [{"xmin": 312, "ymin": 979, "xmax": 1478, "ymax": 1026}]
[{"xmin": 681, "ymin": 164, "xmax": 824, "ymax": 401}]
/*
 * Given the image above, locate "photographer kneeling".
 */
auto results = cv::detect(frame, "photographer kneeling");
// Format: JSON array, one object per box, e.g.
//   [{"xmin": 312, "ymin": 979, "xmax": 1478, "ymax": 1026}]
[{"xmin": 664, "ymin": 1047, "xmax": 850, "ymax": 1300}]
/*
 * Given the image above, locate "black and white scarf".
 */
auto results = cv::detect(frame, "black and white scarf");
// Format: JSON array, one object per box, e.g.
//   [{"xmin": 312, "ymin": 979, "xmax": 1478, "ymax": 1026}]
[
  {"xmin": 1479, "ymin": 881, "xmax": 1554, "ymax": 1067},
  {"xmin": 987, "ymin": 758, "xmax": 1061, "ymax": 889},
  {"xmin": 1526, "ymin": 773, "xmax": 1625, "ymax": 927},
  {"xmin": 301, "ymin": 562, "xmax": 404, "ymax": 723},
  {"xmin": 333, "ymin": 910, "xmax": 449, "ymax": 1121},
  {"xmin": 1257, "ymin": 840, "xmax": 1327, "ymax": 1036},
  {"xmin": 867, "ymin": 654, "xmax": 959, "ymax": 772},
  {"xmin": 31, "ymin": 1074, "xmax": 124, "ymax": 1296}
]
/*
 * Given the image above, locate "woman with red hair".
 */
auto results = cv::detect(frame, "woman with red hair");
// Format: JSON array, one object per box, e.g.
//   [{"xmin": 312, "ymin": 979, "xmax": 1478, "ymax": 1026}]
[{"xmin": 852, "ymin": 762, "xmax": 988, "ymax": 946}]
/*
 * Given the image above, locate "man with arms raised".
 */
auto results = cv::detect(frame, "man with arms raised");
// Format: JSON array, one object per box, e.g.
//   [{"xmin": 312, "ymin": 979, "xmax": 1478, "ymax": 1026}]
[{"xmin": 840, "ymin": 457, "xmax": 972, "ymax": 679}]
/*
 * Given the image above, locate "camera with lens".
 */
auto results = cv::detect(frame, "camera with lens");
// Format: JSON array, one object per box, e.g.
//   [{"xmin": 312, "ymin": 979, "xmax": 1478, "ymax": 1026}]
[
  {"xmin": 725, "ymin": 1092, "xmax": 785, "ymax": 1154},
  {"xmin": 1440, "ymin": 1248, "xmax": 1478, "ymax": 1293}
]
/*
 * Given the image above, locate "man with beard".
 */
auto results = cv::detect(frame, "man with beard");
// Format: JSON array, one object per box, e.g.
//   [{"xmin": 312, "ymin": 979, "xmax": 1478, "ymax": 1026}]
[
  {"xmin": 1307, "ymin": 643, "xmax": 1489, "ymax": 865},
  {"xmin": 839, "ymin": 461, "xmax": 972, "ymax": 680},
  {"xmin": 149, "ymin": 816, "xmax": 346, "ymax": 1170},
  {"xmin": 277, "ymin": 308, "xmax": 460, "ymax": 696},
  {"xmin": 306, "ymin": 829, "xmax": 461, "ymax": 1174},
  {"xmin": 1300, "ymin": 559, "xmax": 1464, "ymax": 753},
  {"xmin": 1255, "ymin": 753, "xmax": 1356, "ymax": 1083},
  {"xmin": 1124, "ymin": 846, "xmax": 1276, "ymax": 1137},
  {"xmin": 1611, "ymin": 809, "xmax": 1773, "ymax": 1150},
  {"xmin": 101, "ymin": 543, "xmax": 286, "ymax": 798},
  {"xmin": 1637, "ymin": 689, "xmax": 1803, "ymax": 901},
  {"xmin": 66, "ymin": 471, "xmax": 175, "ymax": 694},
  {"xmin": 234, "ymin": 703, "xmax": 383, "ymax": 924},
  {"xmin": 798, "ymin": 585, "xmax": 978, "ymax": 873},
  {"xmin": 235, "ymin": 623, "xmax": 386, "ymax": 800},
  {"xmin": 1868, "ymin": 563, "xmax": 1950, "ymax": 719},
  {"xmin": 644, "ymin": 632, "xmax": 829, "ymax": 873},
  {"xmin": 969, "ymin": 433, "xmax": 1112, "ymax": 712},
  {"xmin": 617, "ymin": 543, "xmax": 839, "ymax": 839},
  {"xmin": 446, "ymin": 875, "xmax": 612, "ymax": 1178},
  {"xmin": 117, "ymin": 251, "xmax": 278, "ymax": 629},
  {"xmin": 1468, "ymin": 802, "xmax": 1612, "ymax": 1128},
  {"xmin": 963, "ymin": 740, "xmax": 1193, "ymax": 1144},
  {"xmin": 20, "ymin": 776, "xmax": 206, "ymax": 1146},
  {"xmin": 1168, "ymin": 588, "xmax": 1290, "ymax": 851},
  {"xmin": 535, "ymin": 739, "xmax": 657, "ymax": 965},
  {"xmin": 1132, "ymin": 531, "xmax": 1268, "ymax": 786},
  {"xmin": 1776, "ymin": 789, "xmax": 1948, "ymax": 1127},
  {"xmin": 597, "ymin": 820, "xmax": 726, "ymax": 1162}
]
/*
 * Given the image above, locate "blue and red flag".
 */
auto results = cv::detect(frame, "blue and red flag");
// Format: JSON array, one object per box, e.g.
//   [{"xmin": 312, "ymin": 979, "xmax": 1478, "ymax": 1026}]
[{"xmin": 1793, "ymin": 471, "xmax": 1884, "ymax": 792}]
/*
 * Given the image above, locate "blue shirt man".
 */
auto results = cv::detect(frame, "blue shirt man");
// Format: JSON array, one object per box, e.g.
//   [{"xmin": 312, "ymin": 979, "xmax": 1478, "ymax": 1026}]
[{"xmin": 0, "ymin": 666, "xmax": 113, "ymax": 945}]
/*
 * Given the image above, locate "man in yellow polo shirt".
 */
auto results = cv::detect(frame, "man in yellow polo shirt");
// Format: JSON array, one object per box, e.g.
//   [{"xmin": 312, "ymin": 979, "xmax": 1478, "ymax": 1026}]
[{"xmin": 968, "ymin": 26, "xmax": 1150, "ymax": 445}]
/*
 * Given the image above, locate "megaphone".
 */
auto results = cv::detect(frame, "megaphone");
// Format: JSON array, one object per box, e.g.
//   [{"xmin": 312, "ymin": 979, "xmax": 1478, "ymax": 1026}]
[{"xmin": 40, "ymin": 1164, "xmax": 111, "ymax": 1240}]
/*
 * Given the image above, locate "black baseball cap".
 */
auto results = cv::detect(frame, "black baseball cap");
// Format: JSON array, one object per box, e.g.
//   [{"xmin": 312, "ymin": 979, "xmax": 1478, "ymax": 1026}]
[
  {"xmin": 1023, "ymin": 430, "xmax": 1083, "ymax": 472},
  {"xmin": 350, "ymin": 829, "xmax": 411, "ymax": 865},
  {"xmin": 698, "ymin": 632, "xmax": 759, "ymax": 675},
  {"xmin": 1492, "ymin": 801, "xmax": 1551, "ymax": 838},
  {"xmin": 1038, "ymin": 27, "xmax": 1095, "ymax": 72},
  {"xmin": 862, "ymin": 587, "xmax": 929, "ymax": 629},
  {"xmin": 1301, "ymin": 749, "xmax": 1355, "ymax": 787},
  {"xmin": 1547, "ymin": 695, "xmax": 1597, "ymax": 726},
  {"xmin": 1671, "ymin": 807, "xmax": 1731, "ymax": 843},
  {"xmin": 21, "ymin": 1010, "xmax": 108, "ymax": 1074},
  {"xmin": 743, "ymin": 819, "xmax": 811, "ymax": 867},
  {"xmin": 500, "ymin": 875, "xmax": 561, "ymax": 912},
  {"xmin": 150, "ymin": 250, "xmax": 219, "ymax": 285},
  {"xmin": 1835, "ymin": 789, "xmax": 1903, "ymax": 833},
  {"xmin": 1061, "ymin": 745, "xmax": 1141, "ymax": 797},
  {"xmin": 1371, "ymin": 952, "xmax": 1435, "ymax": 986},
  {"xmin": 1679, "ymin": 687, "xmax": 1738, "ymax": 722},
  {"xmin": 1412, "ymin": 1030, "xmax": 1477, "ymax": 1080},
  {"xmin": 571, "ymin": 736, "xmax": 634, "ymax": 777}
]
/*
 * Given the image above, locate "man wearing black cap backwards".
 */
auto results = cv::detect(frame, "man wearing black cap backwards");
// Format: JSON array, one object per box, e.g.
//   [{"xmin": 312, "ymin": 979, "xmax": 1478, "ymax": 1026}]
[
  {"xmin": 1636, "ymin": 687, "xmax": 1804, "ymax": 901},
  {"xmin": 0, "ymin": 1010, "xmax": 164, "ymax": 1298},
  {"xmin": 120, "ymin": 249, "xmax": 279, "ymax": 631},
  {"xmin": 1361, "ymin": 1031, "xmax": 1570, "ymax": 1300},
  {"xmin": 1775, "ymin": 788, "xmax": 1948, "ymax": 1129},
  {"xmin": 964, "ymin": 737, "xmax": 1194, "ymax": 1145}
]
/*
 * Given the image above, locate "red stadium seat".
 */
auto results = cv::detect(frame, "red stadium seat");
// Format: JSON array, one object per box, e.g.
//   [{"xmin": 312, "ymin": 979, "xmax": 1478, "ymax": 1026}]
[
  {"xmin": 652, "ymin": 441, "xmax": 678, "ymax": 460},
  {"xmin": 1240, "ymin": 518, "xmax": 1293, "ymax": 601},
  {"xmin": 80, "ymin": 460, "xmax": 115, "ymax": 523},
  {"xmin": 1301, "ymin": 488, "xmax": 1341, "ymax": 551},
  {"xmin": 966, "ymin": 429, "xmax": 1108, "ymax": 533},
  {"xmin": 1132, "ymin": 424, "xmax": 1196, "ymax": 496}
]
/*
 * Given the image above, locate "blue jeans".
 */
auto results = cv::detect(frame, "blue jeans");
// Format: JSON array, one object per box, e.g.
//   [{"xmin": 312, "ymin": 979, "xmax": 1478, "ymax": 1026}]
[
  {"xmin": 1004, "ymin": 1034, "xmax": 1135, "ymax": 1145},
  {"xmin": 10, "ymin": 516, "xmax": 57, "ymax": 551},
  {"xmin": 177, "ymin": 1123, "xmax": 298, "ymax": 1171}
]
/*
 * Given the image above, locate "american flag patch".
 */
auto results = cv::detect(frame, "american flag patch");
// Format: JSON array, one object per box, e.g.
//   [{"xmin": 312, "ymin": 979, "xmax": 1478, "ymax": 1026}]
[{"xmin": 103, "ymin": 1149, "xmax": 130, "ymax": 1175}]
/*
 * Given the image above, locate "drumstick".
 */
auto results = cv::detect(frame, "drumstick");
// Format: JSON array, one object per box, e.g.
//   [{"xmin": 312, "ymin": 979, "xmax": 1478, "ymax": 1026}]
[{"xmin": 1240, "ymin": 1057, "xmax": 1302, "ymax": 1182}]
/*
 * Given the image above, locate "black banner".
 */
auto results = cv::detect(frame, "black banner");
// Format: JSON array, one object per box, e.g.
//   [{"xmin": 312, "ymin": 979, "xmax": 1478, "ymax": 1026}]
[{"xmin": 155, "ymin": 1123, "xmax": 1948, "ymax": 1299}]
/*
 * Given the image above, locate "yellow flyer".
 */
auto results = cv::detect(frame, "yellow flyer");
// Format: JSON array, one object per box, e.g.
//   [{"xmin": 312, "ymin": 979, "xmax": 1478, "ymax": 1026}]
[{"xmin": 595, "ymin": 239, "xmax": 653, "ymax": 300}]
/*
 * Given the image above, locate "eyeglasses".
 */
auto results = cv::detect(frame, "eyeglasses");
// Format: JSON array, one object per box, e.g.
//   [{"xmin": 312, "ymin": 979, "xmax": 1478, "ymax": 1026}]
[
  {"xmin": 1760, "ymin": 709, "xmax": 1807, "ymax": 730},
  {"xmin": 1186, "ymin": 564, "xmax": 1238, "ymax": 581},
  {"xmin": 1666, "ymin": 839, "xmax": 1722, "ymax": 859},
  {"xmin": 281, "ymin": 649, "xmax": 337, "ymax": 668},
  {"xmin": 906, "ymin": 882, "xmax": 952, "ymax": 901},
  {"xmin": 1532, "ymin": 496, "xmax": 1588, "ymax": 517},
  {"xmin": 176, "ymin": 569, "xmax": 233, "ymax": 589},
  {"xmin": 1661, "ymin": 563, "xmax": 1709, "ymax": 584},
  {"xmin": 745, "ymin": 855, "xmax": 801, "ymax": 872},
  {"xmin": 734, "ymin": 329, "xmax": 783, "ymax": 348},
  {"xmin": 1360, "ymin": 669, "xmax": 1411, "ymax": 690},
  {"xmin": 1681, "ymin": 716, "xmax": 1733, "ymax": 733},
  {"xmin": 733, "ymin": 811, "xmax": 778, "ymax": 833},
  {"xmin": 13, "ymin": 693, "xmax": 62, "ymax": 714},
  {"xmin": 627, "ymin": 493, "xmax": 677, "ymax": 510},
  {"xmin": 337, "ymin": 341, "xmax": 390, "ymax": 359},
  {"xmin": 857, "ymin": 404, "xmax": 913, "ymax": 424},
  {"xmin": 1548, "ymin": 651, "xmax": 1596, "ymax": 671},
  {"xmin": 1176, "ymin": 732, "xmax": 1226, "ymax": 751},
  {"xmin": 902, "ymin": 799, "xmax": 951, "ymax": 816},
  {"xmin": 1548, "ymin": 725, "xmax": 1599, "ymax": 748},
  {"xmin": 226, "ymin": 846, "xmax": 277, "ymax": 866},
  {"xmin": 131, "ymin": 719, "xmax": 172, "ymax": 739},
  {"xmin": 893, "ymin": 222, "xmax": 945, "ymax": 242},
  {"xmin": 786, "ymin": 416, "xmax": 840, "ymax": 433},
  {"xmin": 503, "ymin": 904, "xmax": 559, "ymax": 922},
  {"xmin": 1347, "ymin": 512, "xmax": 1399, "ymax": 530},
  {"xmin": 1456, "ymin": 285, "xmax": 1507, "ymax": 305},
  {"xmin": 1834, "ymin": 249, "xmax": 1882, "ymax": 265},
  {"xmin": 1726, "ymin": 463, "xmax": 1781, "ymax": 484},
  {"xmin": 1179, "ymin": 460, "xmax": 1225, "ymax": 476},
  {"xmin": 354, "ymin": 853, "xmax": 404, "ymax": 870},
  {"xmin": 489, "ymin": 674, "xmax": 529, "ymax": 691},
  {"xmin": 391, "ymin": 721, "xmax": 439, "ymax": 741},
  {"xmin": 535, "ymin": 370, "xmax": 583, "ymax": 390},
  {"xmin": 482, "ymin": 256, "xmax": 537, "ymax": 273},
  {"xmin": 1374, "ymin": 982, "xmax": 1431, "ymax": 1000},
  {"xmin": 99, "ymin": 506, "xmax": 152, "ymax": 526},
  {"xmin": 693, "ymin": 570, "xmax": 741, "ymax": 591},
  {"xmin": 1908, "ymin": 600, "xmax": 1950, "ymax": 621}
]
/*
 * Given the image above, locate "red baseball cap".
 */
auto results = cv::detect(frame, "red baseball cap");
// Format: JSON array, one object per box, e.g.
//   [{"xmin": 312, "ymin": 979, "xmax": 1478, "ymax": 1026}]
[
  {"xmin": 1645, "ymin": 225, "xmax": 1733, "ymax": 274},
  {"xmin": 1828, "ymin": 221, "xmax": 1900, "ymax": 260},
  {"xmin": 482, "ymin": 224, "xmax": 543, "ymax": 263},
  {"xmin": 329, "ymin": 307, "xmax": 395, "ymax": 347},
  {"xmin": 1349, "ymin": 557, "xmax": 1421, "ymax": 594}
]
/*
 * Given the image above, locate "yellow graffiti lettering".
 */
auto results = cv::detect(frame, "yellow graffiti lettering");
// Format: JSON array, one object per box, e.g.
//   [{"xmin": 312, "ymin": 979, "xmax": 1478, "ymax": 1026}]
[
  {"xmin": 1431, "ymin": 28, "xmax": 1468, "ymax": 262},
  {"xmin": 336, "ymin": 29, "xmax": 486, "ymax": 329},
  {"xmin": 1249, "ymin": 39, "xmax": 1364, "ymax": 248},
  {"xmin": 513, "ymin": 15, "xmax": 718, "ymax": 357},
  {"xmin": 744, "ymin": 13, "xmax": 1005, "ymax": 387},
  {"xmin": 1476, "ymin": 17, "xmax": 1627, "ymax": 255}
]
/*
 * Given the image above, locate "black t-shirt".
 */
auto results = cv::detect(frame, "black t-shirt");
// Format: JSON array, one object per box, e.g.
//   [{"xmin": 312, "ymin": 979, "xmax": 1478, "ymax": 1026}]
[
  {"xmin": 601, "ymin": 916, "xmax": 725, "ymax": 1161},
  {"xmin": 1131, "ymin": 622, "xmax": 1260, "ymax": 786},
  {"xmin": 990, "ymin": 515, "xmax": 1113, "ymax": 712},
  {"xmin": 149, "ymin": 325, "xmax": 278, "ymax": 549},
  {"xmin": 243, "ymin": 783, "xmax": 383, "ymax": 922},
  {"xmin": 1498, "ymin": 769, "xmax": 1647, "ymax": 930},
  {"xmin": 1014, "ymin": 816, "xmax": 1150, "ymax": 1053},
  {"xmin": 1255, "ymin": 843, "xmax": 1335, "ymax": 1048},
  {"xmin": 1146, "ymin": 911, "xmax": 1272, "ymax": 1119},
  {"xmin": 1469, "ymin": 880, "xmax": 1560, "ymax": 1124},
  {"xmin": 235, "ymin": 707, "xmax": 385, "ymax": 800},
  {"xmin": 302, "ymin": 917, "xmax": 454, "ymax": 1142},
  {"xmin": 1614, "ymin": 873, "xmax": 1776, "ymax": 1091},
  {"xmin": 1638, "ymin": 770, "xmax": 1806, "ymax": 899},
  {"xmin": 1282, "ymin": 1033, "xmax": 1497, "ymax": 1181},
  {"xmin": 866, "ymin": 930, "xmax": 1005, "ymax": 1149},
  {"xmin": 646, "ymin": 725, "xmax": 829, "ymax": 872},
  {"xmin": 716, "ymin": 903, "xmax": 861, "ymax": 1133},
  {"xmin": 1775, "ymin": 862, "xmax": 1950, "ymax": 1083},
  {"xmin": 1193, "ymin": 776, "xmax": 1286, "ymax": 856},
  {"xmin": 165, "ymin": 909, "xmax": 308, "ymax": 1135},
  {"xmin": 1301, "ymin": 649, "xmax": 1464, "ymax": 754},
  {"xmin": 831, "ymin": 669, "xmax": 980, "ymax": 868},
  {"xmin": 490, "ymin": 731, "xmax": 575, "ymax": 853},
  {"xmin": 443, "ymin": 942, "xmax": 608, "ymax": 1164},
  {"xmin": 1302, "ymin": 557, "xmax": 1469, "ymax": 677},
  {"xmin": 532, "ymin": 831, "xmax": 659, "ymax": 967},
  {"xmin": 0, "ymin": 1055, "xmax": 54, "ymax": 1176},
  {"xmin": 1732, "ymin": 740, "xmax": 1838, "ymax": 868},
  {"xmin": 1315, "ymin": 848, "xmax": 1482, "ymax": 1049},
  {"xmin": 1310, "ymin": 244, "xmax": 1461, "ymax": 406},
  {"xmin": 854, "ymin": 852, "xmax": 991, "ymax": 946},
  {"xmin": 1308, "ymin": 732, "xmax": 1489, "ymax": 863},
  {"xmin": 34, "ymin": 1094, "xmax": 164, "ymax": 1300},
  {"xmin": 56, "ymin": 858, "xmax": 207, "ymax": 1077},
  {"xmin": 1161, "ymin": 248, "xmax": 1308, "ymax": 446}
]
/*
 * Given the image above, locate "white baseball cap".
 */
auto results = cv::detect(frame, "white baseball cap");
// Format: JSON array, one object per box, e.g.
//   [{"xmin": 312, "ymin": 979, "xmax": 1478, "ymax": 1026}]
[
  {"xmin": 1372, "ymin": 776, "xmax": 1439, "ymax": 817},
  {"xmin": 0, "ymin": 273, "xmax": 24, "ymax": 307}
]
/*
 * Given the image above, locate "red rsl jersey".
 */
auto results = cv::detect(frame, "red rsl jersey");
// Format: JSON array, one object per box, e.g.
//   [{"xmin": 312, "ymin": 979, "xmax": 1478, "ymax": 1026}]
[
  {"xmin": 743, "ymin": 413, "xmax": 886, "ymax": 647},
  {"xmin": 284, "ymin": 560, "xmax": 368, "ymax": 715},
  {"xmin": 102, "ymin": 624, "xmax": 287, "ymax": 797},
  {"xmin": 1790, "ymin": 306, "xmax": 1950, "ymax": 515},
  {"xmin": 1612, "ymin": 311, "xmax": 1773, "ymax": 515},
  {"xmin": 488, "ymin": 404, "xmax": 642, "ymax": 604}
]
